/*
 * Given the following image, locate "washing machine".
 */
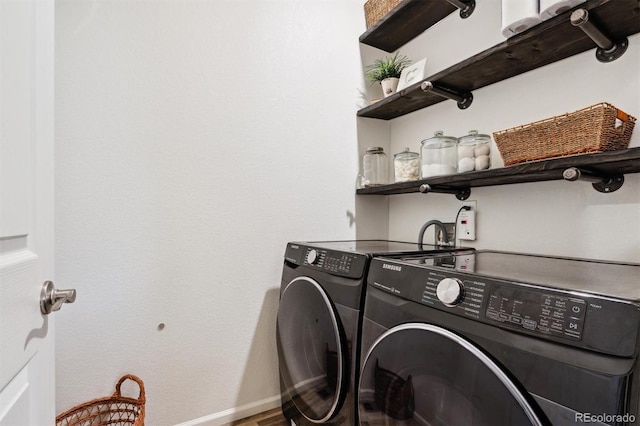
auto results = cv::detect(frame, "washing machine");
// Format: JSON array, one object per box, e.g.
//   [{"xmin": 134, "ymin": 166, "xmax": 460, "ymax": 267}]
[
  {"xmin": 276, "ymin": 240, "xmax": 464, "ymax": 426},
  {"xmin": 358, "ymin": 250, "xmax": 640, "ymax": 426}
]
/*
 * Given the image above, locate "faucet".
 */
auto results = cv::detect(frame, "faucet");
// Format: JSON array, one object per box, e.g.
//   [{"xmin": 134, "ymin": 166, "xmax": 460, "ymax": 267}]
[{"xmin": 418, "ymin": 220, "xmax": 450, "ymax": 249}]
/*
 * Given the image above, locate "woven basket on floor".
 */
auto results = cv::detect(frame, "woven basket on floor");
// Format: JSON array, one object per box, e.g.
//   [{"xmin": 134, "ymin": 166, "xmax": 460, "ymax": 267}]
[
  {"xmin": 493, "ymin": 102, "xmax": 636, "ymax": 166},
  {"xmin": 364, "ymin": 0, "xmax": 402, "ymax": 28},
  {"xmin": 56, "ymin": 374, "xmax": 146, "ymax": 426}
]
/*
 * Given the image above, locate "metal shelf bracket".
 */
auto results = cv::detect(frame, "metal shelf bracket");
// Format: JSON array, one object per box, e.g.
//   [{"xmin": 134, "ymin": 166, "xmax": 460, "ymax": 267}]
[
  {"xmin": 421, "ymin": 81, "xmax": 473, "ymax": 110},
  {"xmin": 570, "ymin": 8, "xmax": 628, "ymax": 63},
  {"xmin": 445, "ymin": 0, "xmax": 475, "ymax": 19},
  {"xmin": 420, "ymin": 183, "xmax": 471, "ymax": 200},
  {"xmin": 562, "ymin": 167, "xmax": 624, "ymax": 193}
]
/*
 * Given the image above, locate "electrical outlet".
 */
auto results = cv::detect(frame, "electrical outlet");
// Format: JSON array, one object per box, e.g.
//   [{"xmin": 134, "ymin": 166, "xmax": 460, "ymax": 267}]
[
  {"xmin": 461, "ymin": 200, "xmax": 477, "ymax": 211},
  {"xmin": 457, "ymin": 202, "xmax": 477, "ymax": 240},
  {"xmin": 435, "ymin": 222, "xmax": 455, "ymax": 246}
]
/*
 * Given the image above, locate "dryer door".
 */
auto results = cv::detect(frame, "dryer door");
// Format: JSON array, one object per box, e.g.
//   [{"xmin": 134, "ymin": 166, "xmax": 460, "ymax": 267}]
[
  {"xmin": 358, "ymin": 323, "xmax": 548, "ymax": 426},
  {"xmin": 277, "ymin": 276, "xmax": 348, "ymax": 423}
]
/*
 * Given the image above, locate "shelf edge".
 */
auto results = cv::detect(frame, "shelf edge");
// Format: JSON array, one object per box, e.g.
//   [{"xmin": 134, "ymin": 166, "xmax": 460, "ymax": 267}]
[{"xmin": 356, "ymin": 148, "xmax": 640, "ymax": 195}]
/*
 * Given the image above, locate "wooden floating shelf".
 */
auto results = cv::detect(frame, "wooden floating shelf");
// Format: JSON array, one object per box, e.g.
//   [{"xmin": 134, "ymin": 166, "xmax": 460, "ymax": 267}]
[
  {"xmin": 358, "ymin": 0, "xmax": 640, "ymax": 120},
  {"xmin": 356, "ymin": 148, "xmax": 640, "ymax": 196},
  {"xmin": 360, "ymin": 0, "xmax": 459, "ymax": 53}
]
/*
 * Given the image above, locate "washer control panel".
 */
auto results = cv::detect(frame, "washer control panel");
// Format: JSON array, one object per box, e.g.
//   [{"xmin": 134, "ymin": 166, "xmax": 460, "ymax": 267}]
[
  {"xmin": 368, "ymin": 256, "xmax": 640, "ymax": 356},
  {"xmin": 421, "ymin": 271, "xmax": 486, "ymax": 320},
  {"xmin": 306, "ymin": 249, "xmax": 321, "ymax": 265},
  {"xmin": 486, "ymin": 285, "xmax": 587, "ymax": 341},
  {"xmin": 371, "ymin": 261, "xmax": 588, "ymax": 341},
  {"xmin": 424, "ymin": 272, "xmax": 587, "ymax": 341},
  {"xmin": 436, "ymin": 278, "xmax": 465, "ymax": 306}
]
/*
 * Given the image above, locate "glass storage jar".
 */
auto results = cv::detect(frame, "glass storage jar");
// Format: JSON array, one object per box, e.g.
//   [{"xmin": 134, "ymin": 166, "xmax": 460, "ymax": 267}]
[
  {"xmin": 393, "ymin": 148, "xmax": 420, "ymax": 182},
  {"xmin": 362, "ymin": 147, "xmax": 389, "ymax": 187},
  {"xmin": 420, "ymin": 131, "xmax": 458, "ymax": 178},
  {"xmin": 457, "ymin": 130, "xmax": 491, "ymax": 172}
]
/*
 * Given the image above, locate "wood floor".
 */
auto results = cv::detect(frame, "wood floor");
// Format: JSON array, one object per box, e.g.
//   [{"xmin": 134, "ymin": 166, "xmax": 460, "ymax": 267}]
[{"xmin": 225, "ymin": 407, "xmax": 289, "ymax": 426}]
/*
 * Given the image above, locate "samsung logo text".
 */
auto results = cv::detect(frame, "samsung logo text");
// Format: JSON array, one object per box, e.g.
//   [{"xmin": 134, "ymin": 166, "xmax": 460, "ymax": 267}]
[{"xmin": 382, "ymin": 264, "xmax": 402, "ymax": 272}]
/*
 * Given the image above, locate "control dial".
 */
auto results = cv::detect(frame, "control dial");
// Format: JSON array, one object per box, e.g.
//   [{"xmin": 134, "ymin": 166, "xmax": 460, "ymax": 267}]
[
  {"xmin": 307, "ymin": 249, "xmax": 320, "ymax": 265},
  {"xmin": 436, "ymin": 278, "xmax": 464, "ymax": 307}
]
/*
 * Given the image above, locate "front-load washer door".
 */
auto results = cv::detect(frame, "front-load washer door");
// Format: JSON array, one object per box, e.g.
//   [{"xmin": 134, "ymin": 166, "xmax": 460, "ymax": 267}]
[
  {"xmin": 358, "ymin": 323, "xmax": 549, "ymax": 426},
  {"xmin": 277, "ymin": 276, "xmax": 348, "ymax": 423}
]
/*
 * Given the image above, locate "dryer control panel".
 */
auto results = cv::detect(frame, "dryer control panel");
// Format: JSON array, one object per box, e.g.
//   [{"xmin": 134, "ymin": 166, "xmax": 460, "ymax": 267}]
[
  {"xmin": 284, "ymin": 243, "xmax": 367, "ymax": 279},
  {"xmin": 303, "ymin": 248, "xmax": 365, "ymax": 278}
]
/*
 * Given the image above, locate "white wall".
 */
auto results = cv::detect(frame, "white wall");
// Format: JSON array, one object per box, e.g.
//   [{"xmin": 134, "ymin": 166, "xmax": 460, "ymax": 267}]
[
  {"xmin": 54, "ymin": 1, "xmax": 364, "ymax": 424},
  {"xmin": 359, "ymin": 3, "xmax": 640, "ymax": 261}
]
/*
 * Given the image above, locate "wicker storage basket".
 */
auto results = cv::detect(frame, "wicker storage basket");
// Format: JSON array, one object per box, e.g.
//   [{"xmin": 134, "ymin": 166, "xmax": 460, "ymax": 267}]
[
  {"xmin": 56, "ymin": 374, "xmax": 145, "ymax": 426},
  {"xmin": 364, "ymin": 0, "xmax": 402, "ymax": 28},
  {"xmin": 493, "ymin": 103, "xmax": 636, "ymax": 166}
]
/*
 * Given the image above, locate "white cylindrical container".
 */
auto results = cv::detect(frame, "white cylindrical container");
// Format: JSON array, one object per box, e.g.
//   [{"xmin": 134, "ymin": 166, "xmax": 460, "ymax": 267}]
[
  {"xmin": 420, "ymin": 132, "xmax": 458, "ymax": 178},
  {"xmin": 457, "ymin": 130, "xmax": 492, "ymax": 172},
  {"xmin": 501, "ymin": 0, "xmax": 541, "ymax": 38},
  {"xmin": 393, "ymin": 148, "xmax": 420, "ymax": 182},
  {"xmin": 539, "ymin": 0, "xmax": 585, "ymax": 21},
  {"xmin": 362, "ymin": 147, "xmax": 389, "ymax": 187}
]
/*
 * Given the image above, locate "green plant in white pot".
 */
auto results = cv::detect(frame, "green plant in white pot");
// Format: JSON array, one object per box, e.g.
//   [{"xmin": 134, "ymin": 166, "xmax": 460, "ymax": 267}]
[{"xmin": 366, "ymin": 52, "xmax": 411, "ymax": 99}]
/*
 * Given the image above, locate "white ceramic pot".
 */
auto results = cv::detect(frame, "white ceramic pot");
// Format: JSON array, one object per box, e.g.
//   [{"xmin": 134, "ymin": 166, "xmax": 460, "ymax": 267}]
[{"xmin": 381, "ymin": 77, "xmax": 399, "ymax": 98}]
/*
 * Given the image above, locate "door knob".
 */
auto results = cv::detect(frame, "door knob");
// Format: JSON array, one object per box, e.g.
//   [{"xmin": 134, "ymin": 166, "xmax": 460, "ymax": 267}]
[{"xmin": 40, "ymin": 281, "xmax": 77, "ymax": 315}]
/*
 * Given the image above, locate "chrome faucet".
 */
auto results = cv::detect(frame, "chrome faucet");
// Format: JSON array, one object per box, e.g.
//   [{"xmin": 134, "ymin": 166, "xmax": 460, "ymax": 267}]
[{"xmin": 418, "ymin": 220, "xmax": 450, "ymax": 249}]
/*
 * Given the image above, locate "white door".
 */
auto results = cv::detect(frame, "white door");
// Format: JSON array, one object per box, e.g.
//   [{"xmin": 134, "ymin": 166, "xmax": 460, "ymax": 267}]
[{"xmin": 0, "ymin": 0, "xmax": 56, "ymax": 424}]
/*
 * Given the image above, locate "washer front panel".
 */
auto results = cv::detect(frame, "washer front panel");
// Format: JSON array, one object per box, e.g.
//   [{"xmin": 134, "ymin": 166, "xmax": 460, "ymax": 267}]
[{"xmin": 358, "ymin": 323, "xmax": 547, "ymax": 426}]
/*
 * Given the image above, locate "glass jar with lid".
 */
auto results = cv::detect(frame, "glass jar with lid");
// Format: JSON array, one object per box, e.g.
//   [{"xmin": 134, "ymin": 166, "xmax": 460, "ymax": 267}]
[
  {"xmin": 393, "ymin": 148, "xmax": 420, "ymax": 182},
  {"xmin": 420, "ymin": 131, "xmax": 458, "ymax": 178},
  {"xmin": 362, "ymin": 147, "xmax": 389, "ymax": 187},
  {"xmin": 457, "ymin": 130, "xmax": 491, "ymax": 172}
]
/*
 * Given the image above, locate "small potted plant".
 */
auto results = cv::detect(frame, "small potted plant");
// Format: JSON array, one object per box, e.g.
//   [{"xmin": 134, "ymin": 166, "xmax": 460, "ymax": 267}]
[{"xmin": 365, "ymin": 52, "xmax": 411, "ymax": 98}]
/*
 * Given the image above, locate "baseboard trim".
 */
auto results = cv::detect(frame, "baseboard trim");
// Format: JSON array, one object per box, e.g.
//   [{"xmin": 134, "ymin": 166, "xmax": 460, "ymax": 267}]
[{"xmin": 175, "ymin": 394, "xmax": 282, "ymax": 426}]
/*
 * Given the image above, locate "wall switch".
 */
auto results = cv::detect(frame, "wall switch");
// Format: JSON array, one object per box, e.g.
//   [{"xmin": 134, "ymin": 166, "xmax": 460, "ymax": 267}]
[{"xmin": 457, "ymin": 208, "xmax": 476, "ymax": 240}]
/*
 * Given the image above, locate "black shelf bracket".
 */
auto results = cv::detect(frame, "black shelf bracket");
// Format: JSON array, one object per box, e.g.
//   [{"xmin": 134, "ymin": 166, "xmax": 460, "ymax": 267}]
[
  {"xmin": 421, "ymin": 81, "xmax": 473, "ymax": 110},
  {"xmin": 562, "ymin": 167, "xmax": 624, "ymax": 193},
  {"xmin": 420, "ymin": 183, "xmax": 471, "ymax": 200},
  {"xmin": 445, "ymin": 0, "xmax": 475, "ymax": 19},
  {"xmin": 570, "ymin": 8, "xmax": 628, "ymax": 63}
]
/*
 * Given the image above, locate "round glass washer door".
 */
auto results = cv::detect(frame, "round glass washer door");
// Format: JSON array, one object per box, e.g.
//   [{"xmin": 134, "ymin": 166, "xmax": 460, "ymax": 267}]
[
  {"xmin": 277, "ymin": 276, "xmax": 348, "ymax": 423},
  {"xmin": 358, "ymin": 323, "xmax": 548, "ymax": 426}
]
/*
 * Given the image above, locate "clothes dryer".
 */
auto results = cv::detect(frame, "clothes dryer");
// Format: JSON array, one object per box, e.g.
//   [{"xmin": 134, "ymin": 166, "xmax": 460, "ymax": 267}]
[
  {"xmin": 358, "ymin": 250, "xmax": 640, "ymax": 426},
  {"xmin": 276, "ymin": 240, "xmax": 462, "ymax": 426}
]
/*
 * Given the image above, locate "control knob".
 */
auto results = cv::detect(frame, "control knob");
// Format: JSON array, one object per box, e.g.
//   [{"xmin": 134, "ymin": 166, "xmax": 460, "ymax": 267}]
[
  {"xmin": 307, "ymin": 249, "xmax": 320, "ymax": 265},
  {"xmin": 436, "ymin": 278, "xmax": 464, "ymax": 306}
]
